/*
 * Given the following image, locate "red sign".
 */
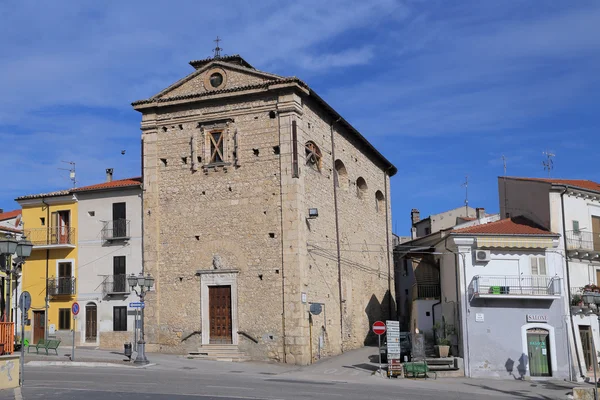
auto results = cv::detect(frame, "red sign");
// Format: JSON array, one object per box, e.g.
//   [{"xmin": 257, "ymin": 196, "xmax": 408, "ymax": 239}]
[
  {"xmin": 72, "ymin": 302, "xmax": 80, "ymax": 316},
  {"xmin": 372, "ymin": 321, "xmax": 386, "ymax": 335}
]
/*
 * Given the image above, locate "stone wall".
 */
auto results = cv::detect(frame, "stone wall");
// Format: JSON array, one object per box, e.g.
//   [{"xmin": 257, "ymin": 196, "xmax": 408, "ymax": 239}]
[{"xmin": 100, "ymin": 331, "xmax": 133, "ymax": 351}]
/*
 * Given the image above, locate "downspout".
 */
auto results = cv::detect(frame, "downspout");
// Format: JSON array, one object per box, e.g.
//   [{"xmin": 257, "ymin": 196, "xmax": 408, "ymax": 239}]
[
  {"xmin": 277, "ymin": 111, "xmax": 287, "ymax": 362},
  {"xmin": 383, "ymin": 167, "xmax": 393, "ymax": 319},
  {"xmin": 561, "ymin": 186, "xmax": 584, "ymax": 379},
  {"xmin": 43, "ymin": 198, "xmax": 50, "ymax": 341},
  {"xmin": 330, "ymin": 117, "xmax": 343, "ymax": 352}
]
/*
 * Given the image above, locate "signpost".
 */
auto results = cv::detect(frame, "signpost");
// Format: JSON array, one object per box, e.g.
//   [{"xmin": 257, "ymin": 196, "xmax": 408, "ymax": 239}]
[
  {"xmin": 129, "ymin": 302, "xmax": 145, "ymax": 309},
  {"xmin": 19, "ymin": 291, "xmax": 31, "ymax": 386},
  {"xmin": 129, "ymin": 302, "xmax": 144, "ymax": 351},
  {"xmin": 386, "ymin": 320, "xmax": 402, "ymax": 377},
  {"xmin": 71, "ymin": 302, "xmax": 79, "ymax": 361},
  {"xmin": 373, "ymin": 321, "xmax": 386, "ymax": 376}
]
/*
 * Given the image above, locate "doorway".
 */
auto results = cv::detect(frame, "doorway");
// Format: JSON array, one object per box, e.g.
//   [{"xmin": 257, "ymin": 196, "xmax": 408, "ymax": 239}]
[
  {"xmin": 33, "ymin": 311, "xmax": 45, "ymax": 343},
  {"xmin": 58, "ymin": 262, "xmax": 73, "ymax": 295},
  {"xmin": 527, "ymin": 328, "xmax": 551, "ymax": 377},
  {"xmin": 85, "ymin": 304, "xmax": 97, "ymax": 342},
  {"xmin": 580, "ymin": 326, "xmax": 594, "ymax": 371},
  {"xmin": 112, "ymin": 203, "xmax": 127, "ymax": 238},
  {"xmin": 209, "ymin": 286, "xmax": 232, "ymax": 344}
]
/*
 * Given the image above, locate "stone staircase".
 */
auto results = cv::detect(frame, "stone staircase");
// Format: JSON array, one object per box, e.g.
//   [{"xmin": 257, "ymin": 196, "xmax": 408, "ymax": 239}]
[{"xmin": 187, "ymin": 344, "xmax": 249, "ymax": 362}]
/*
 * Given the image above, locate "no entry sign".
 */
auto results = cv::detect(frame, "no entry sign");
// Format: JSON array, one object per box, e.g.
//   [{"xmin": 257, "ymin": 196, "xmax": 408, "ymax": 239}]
[
  {"xmin": 72, "ymin": 302, "xmax": 80, "ymax": 316},
  {"xmin": 372, "ymin": 321, "xmax": 386, "ymax": 335}
]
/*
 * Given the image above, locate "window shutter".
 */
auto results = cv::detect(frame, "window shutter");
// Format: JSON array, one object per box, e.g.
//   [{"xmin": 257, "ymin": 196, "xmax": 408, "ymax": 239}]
[
  {"xmin": 530, "ymin": 256, "xmax": 539, "ymax": 275},
  {"xmin": 538, "ymin": 257, "xmax": 547, "ymax": 275}
]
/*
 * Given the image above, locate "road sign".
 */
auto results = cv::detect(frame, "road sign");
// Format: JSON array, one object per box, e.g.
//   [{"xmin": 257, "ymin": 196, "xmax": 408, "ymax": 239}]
[
  {"xmin": 19, "ymin": 291, "xmax": 31, "ymax": 311},
  {"xmin": 129, "ymin": 302, "xmax": 145, "ymax": 308},
  {"xmin": 373, "ymin": 321, "xmax": 386, "ymax": 336},
  {"xmin": 72, "ymin": 302, "xmax": 80, "ymax": 316}
]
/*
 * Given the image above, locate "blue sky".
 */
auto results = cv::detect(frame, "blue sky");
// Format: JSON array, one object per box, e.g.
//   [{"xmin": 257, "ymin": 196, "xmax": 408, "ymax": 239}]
[{"xmin": 1, "ymin": 1, "xmax": 600, "ymax": 235}]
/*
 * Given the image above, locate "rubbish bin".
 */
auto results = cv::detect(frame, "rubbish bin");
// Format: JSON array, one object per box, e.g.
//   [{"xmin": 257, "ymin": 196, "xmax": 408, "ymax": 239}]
[{"xmin": 124, "ymin": 342, "xmax": 132, "ymax": 359}]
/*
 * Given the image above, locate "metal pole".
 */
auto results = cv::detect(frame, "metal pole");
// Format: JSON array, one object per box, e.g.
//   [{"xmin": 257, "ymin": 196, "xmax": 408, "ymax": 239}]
[
  {"xmin": 134, "ymin": 308, "xmax": 138, "ymax": 352},
  {"xmin": 592, "ymin": 333, "xmax": 598, "ymax": 400},
  {"xmin": 19, "ymin": 304, "xmax": 24, "ymax": 386},
  {"xmin": 378, "ymin": 334, "xmax": 382, "ymax": 375},
  {"xmin": 72, "ymin": 315, "xmax": 75, "ymax": 361}
]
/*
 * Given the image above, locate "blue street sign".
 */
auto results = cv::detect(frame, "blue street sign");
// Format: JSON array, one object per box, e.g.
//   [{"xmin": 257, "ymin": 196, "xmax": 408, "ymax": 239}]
[
  {"xmin": 129, "ymin": 302, "xmax": 145, "ymax": 308},
  {"xmin": 72, "ymin": 302, "xmax": 80, "ymax": 316}
]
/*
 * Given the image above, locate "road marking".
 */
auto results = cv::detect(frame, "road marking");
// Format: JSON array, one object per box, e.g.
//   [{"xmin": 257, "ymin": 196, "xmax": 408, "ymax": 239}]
[
  {"xmin": 206, "ymin": 385, "xmax": 255, "ymax": 390},
  {"xmin": 13, "ymin": 387, "xmax": 22, "ymax": 400}
]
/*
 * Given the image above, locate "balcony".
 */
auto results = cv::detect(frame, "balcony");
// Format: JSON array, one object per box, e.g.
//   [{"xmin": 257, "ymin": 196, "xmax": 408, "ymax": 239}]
[
  {"xmin": 101, "ymin": 219, "xmax": 131, "ymax": 242},
  {"xmin": 47, "ymin": 277, "xmax": 76, "ymax": 296},
  {"xmin": 566, "ymin": 230, "xmax": 600, "ymax": 260},
  {"xmin": 412, "ymin": 284, "xmax": 441, "ymax": 300},
  {"xmin": 102, "ymin": 275, "xmax": 130, "ymax": 297},
  {"xmin": 26, "ymin": 226, "xmax": 76, "ymax": 250},
  {"xmin": 469, "ymin": 275, "xmax": 561, "ymax": 300}
]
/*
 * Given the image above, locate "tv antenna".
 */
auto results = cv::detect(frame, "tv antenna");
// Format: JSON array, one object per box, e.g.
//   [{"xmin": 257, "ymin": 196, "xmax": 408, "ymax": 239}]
[
  {"xmin": 58, "ymin": 161, "xmax": 77, "ymax": 187},
  {"xmin": 461, "ymin": 175, "xmax": 469, "ymax": 217},
  {"xmin": 542, "ymin": 151, "xmax": 555, "ymax": 177},
  {"xmin": 501, "ymin": 155, "xmax": 507, "ymax": 176}
]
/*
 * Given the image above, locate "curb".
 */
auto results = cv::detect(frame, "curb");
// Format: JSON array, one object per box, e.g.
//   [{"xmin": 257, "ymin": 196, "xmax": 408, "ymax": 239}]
[{"xmin": 26, "ymin": 361, "xmax": 157, "ymax": 368}]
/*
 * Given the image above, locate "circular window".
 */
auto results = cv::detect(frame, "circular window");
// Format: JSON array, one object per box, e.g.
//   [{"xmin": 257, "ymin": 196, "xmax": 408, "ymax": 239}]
[{"xmin": 209, "ymin": 73, "xmax": 223, "ymax": 88}]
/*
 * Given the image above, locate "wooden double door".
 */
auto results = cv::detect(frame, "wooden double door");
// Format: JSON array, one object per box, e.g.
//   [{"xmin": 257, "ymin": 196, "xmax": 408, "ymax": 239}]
[{"xmin": 209, "ymin": 286, "xmax": 232, "ymax": 344}]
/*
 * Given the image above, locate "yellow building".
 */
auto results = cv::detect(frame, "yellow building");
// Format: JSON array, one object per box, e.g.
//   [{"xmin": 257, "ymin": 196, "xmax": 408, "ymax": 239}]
[{"xmin": 16, "ymin": 190, "xmax": 77, "ymax": 344}]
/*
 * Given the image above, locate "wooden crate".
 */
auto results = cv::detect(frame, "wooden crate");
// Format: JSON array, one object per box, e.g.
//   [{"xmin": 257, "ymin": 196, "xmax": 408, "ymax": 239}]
[{"xmin": 0, "ymin": 322, "xmax": 14, "ymax": 354}]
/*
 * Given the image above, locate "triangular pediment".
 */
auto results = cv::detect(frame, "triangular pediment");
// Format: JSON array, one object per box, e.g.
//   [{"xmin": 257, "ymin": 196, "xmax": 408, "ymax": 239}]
[{"xmin": 151, "ymin": 58, "xmax": 285, "ymax": 100}]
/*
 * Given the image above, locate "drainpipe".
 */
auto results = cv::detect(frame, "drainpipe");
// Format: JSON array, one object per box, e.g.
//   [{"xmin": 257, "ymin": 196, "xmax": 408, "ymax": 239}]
[
  {"xmin": 561, "ymin": 186, "xmax": 585, "ymax": 379},
  {"xmin": 43, "ymin": 198, "xmax": 50, "ymax": 341},
  {"xmin": 383, "ymin": 167, "xmax": 393, "ymax": 320},
  {"xmin": 330, "ymin": 117, "xmax": 343, "ymax": 352}
]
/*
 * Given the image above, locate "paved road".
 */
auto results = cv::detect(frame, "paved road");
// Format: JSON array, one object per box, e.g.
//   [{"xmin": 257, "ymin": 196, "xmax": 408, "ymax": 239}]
[{"xmin": 0, "ymin": 364, "xmax": 574, "ymax": 400}]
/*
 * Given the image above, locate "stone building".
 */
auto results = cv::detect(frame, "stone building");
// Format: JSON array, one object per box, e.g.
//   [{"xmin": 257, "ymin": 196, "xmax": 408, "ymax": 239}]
[{"xmin": 132, "ymin": 54, "xmax": 396, "ymax": 364}]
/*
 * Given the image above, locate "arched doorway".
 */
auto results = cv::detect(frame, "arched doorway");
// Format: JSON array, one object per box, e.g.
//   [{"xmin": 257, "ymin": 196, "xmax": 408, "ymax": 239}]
[
  {"xmin": 527, "ymin": 328, "xmax": 551, "ymax": 376},
  {"xmin": 85, "ymin": 303, "xmax": 97, "ymax": 343}
]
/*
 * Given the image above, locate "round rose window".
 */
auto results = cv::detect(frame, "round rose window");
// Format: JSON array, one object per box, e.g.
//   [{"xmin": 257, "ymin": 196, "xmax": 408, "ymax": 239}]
[{"xmin": 209, "ymin": 73, "xmax": 223, "ymax": 88}]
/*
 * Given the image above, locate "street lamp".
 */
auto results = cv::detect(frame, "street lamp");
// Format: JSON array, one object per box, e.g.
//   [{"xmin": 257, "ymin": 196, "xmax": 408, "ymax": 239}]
[
  {"xmin": 0, "ymin": 234, "xmax": 18, "ymax": 258},
  {"xmin": 128, "ymin": 272, "xmax": 154, "ymax": 364},
  {"xmin": 16, "ymin": 236, "xmax": 33, "ymax": 259}
]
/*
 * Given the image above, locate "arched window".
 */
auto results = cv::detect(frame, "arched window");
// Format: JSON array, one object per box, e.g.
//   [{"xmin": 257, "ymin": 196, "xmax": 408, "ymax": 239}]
[
  {"xmin": 356, "ymin": 177, "xmax": 367, "ymax": 198},
  {"xmin": 375, "ymin": 190, "xmax": 385, "ymax": 212},
  {"xmin": 305, "ymin": 141, "xmax": 322, "ymax": 171},
  {"xmin": 334, "ymin": 160, "xmax": 348, "ymax": 189}
]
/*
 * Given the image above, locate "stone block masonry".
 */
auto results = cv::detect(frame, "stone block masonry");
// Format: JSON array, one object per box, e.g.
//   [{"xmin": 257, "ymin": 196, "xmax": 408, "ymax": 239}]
[{"xmin": 134, "ymin": 55, "xmax": 395, "ymax": 364}]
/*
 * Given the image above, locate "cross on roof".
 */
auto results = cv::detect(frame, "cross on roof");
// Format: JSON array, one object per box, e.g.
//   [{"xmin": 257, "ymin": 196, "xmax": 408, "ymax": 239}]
[{"xmin": 213, "ymin": 36, "xmax": 222, "ymax": 59}]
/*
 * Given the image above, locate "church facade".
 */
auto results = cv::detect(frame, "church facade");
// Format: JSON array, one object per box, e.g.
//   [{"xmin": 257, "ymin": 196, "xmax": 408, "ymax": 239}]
[{"xmin": 132, "ymin": 54, "xmax": 396, "ymax": 364}]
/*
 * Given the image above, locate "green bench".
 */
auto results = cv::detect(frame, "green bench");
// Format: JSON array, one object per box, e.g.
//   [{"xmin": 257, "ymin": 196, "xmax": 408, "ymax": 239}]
[
  {"xmin": 27, "ymin": 339, "xmax": 61, "ymax": 355},
  {"xmin": 403, "ymin": 361, "xmax": 437, "ymax": 379}
]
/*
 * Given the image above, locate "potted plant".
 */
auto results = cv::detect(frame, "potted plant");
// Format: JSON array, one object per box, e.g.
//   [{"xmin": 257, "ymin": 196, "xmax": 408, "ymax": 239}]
[
  {"xmin": 433, "ymin": 323, "xmax": 454, "ymax": 358},
  {"xmin": 436, "ymin": 338, "xmax": 451, "ymax": 358}
]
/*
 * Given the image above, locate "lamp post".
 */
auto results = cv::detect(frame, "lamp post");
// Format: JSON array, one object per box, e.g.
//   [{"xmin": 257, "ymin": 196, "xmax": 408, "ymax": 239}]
[
  {"xmin": 0, "ymin": 234, "xmax": 32, "ymax": 329},
  {"xmin": 128, "ymin": 272, "xmax": 154, "ymax": 364},
  {"xmin": 0, "ymin": 234, "xmax": 19, "ymax": 321}
]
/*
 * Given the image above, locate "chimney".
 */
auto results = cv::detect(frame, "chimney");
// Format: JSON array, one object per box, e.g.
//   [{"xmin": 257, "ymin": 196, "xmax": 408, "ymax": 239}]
[
  {"xmin": 476, "ymin": 207, "xmax": 485, "ymax": 219},
  {"xmin": 106, "ymin": 168, "xmax": 114, "ymax": 182},
  {"xmin": 0, "ymin": 209, "xmax": 3, "ymax": 214},
  {"xmin": 411, "ymin": 209, "xmax": 420, "ymax": 225}
]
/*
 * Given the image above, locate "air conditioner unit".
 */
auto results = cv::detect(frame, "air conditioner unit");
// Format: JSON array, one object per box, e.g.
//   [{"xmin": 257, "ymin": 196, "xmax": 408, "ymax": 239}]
[{"xmin": 475, "ymin": 249, "xmax": 492, "ymax": 262}]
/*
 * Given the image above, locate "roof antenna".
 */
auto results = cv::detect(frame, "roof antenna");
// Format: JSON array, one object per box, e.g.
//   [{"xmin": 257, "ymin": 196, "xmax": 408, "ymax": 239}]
[
  {"xmin": 461, "ymin": 175, "xmax": 469, "ymax": 217},
  {"xmin": 59, "ymin": 161, "xmax": 77, "ymax": 187},
  {"xmin": 213, "ymin": 36, "xmax": 222, "ymax": 59},
  {"xmin": 542, "ymin": 150, "xmax": 555, "ymax": 177},
  {"xmin": 501, "ymin": 155, "xmax": 507, "ymax": 177}
]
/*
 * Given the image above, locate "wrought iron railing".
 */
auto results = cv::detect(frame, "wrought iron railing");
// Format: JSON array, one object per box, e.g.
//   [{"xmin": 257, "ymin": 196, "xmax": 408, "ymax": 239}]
[
  {"xmin": 470, "ymin": 275, "xmax": 561, "ymax": 297},
  {"xmin": 47, "ymin": 277, "xmax": 76, "ymax": 296},
  {"xmin": 102, "ymin": 275, "xmax": 129, "ymax": 296},
  {"xmin": 26, "ymin": 226, "xmax": 76, "ymax": 246},
  {"xmin": 101, "ymin": 219, "xmax": 131, "ymax": 241},
  {"xmin": 566, "ymin": 230, "xmax": 600, "ymax": 251},
  {"xmin": 412, "ymin": 284, "xmax": 441, "ymax": 300}
]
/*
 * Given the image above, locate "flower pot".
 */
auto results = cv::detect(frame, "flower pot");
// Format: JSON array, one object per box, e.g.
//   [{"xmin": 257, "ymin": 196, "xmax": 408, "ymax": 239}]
[
  {"xmin": 435, "ymin": 345, "xmax": 450, "ymax": 358},
  {"xmin": 572, "ymin": 306, "xmax": 583, "ymax": 315}
]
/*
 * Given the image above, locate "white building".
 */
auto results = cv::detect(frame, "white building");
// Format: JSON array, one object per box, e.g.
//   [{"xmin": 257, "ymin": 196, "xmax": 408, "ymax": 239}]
[
  {"xmin": 73, "ymin": 172, "xmax": 143, "ymax": 349},
  {"xmin": 499, "ymin": 177, "xmax": 600, "ymax": 380},
  {"xmin": 398, "ymin": 216, "xmax": 570, "ymax": 379}
]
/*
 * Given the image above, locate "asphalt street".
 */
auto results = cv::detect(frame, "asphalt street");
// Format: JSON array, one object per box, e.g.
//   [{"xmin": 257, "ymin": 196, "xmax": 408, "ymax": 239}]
[{"xmin": 0, "ymin": 364, "xmax": 574, "ymax": 400}]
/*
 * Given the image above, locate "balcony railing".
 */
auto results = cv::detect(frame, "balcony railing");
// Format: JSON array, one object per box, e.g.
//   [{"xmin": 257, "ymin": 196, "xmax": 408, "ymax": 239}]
[
  {"xmin": 412, "ymin": 284, "xmax": 441, "ymax": 300},
  {"xmin": 566, "ymin": 230, "xmax": 600, "ymax": 252},
  {"xmin": 47, "ymin": 277, "xmax": 76, "ymax": 296},
  {"xmin": 101, "ymin": 219, "xmax": 131, "ymax": 241},
  {"xmin": 102, "ymin": 275, "xmax": 130, "ymax": 296},
  {"xmin": 26, "ymin": 226, "xmax": 76, "ymax": 247},
  {"xmin": 470, "ymin": 275, "xmax": 561, "ymax": 299}
]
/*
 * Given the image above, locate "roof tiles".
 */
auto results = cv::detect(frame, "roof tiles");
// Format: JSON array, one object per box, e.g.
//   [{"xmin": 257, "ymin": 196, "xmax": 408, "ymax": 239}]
[
  {"xmin": 451, "ymin": 216, "xmax": 556, "ymax": 236},
  {"xmin": 72, "ymin": 177, "xmax": 142, "ymax": 192},
  {"xmin": 507, "ymin": 177, "xmax": 600, "ymax": 193},
  {"xmin": 0, "ymin": 209, "xmax": 21, "ymax": 221}
]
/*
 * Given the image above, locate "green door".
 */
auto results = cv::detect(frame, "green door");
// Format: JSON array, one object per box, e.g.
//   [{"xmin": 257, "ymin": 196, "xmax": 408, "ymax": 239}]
[{"xmin": 527, "ymin": 329, "xmax": 551, "ymax": 377}]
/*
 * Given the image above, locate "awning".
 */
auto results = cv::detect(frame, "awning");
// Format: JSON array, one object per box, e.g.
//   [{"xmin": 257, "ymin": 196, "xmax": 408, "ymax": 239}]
[{"xmin": 476, "ymin": 236, "xmax": 555, "ymax": 249}]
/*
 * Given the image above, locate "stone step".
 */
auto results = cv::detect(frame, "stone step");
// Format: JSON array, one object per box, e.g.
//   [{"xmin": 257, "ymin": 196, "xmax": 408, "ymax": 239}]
[
  {"xmin": 188, "ymin": 345, "xmax": 249, "ymax": 362},
  {"xmin": 186, "ymin": 354, "xmax": 250, "ymax": 362}
]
